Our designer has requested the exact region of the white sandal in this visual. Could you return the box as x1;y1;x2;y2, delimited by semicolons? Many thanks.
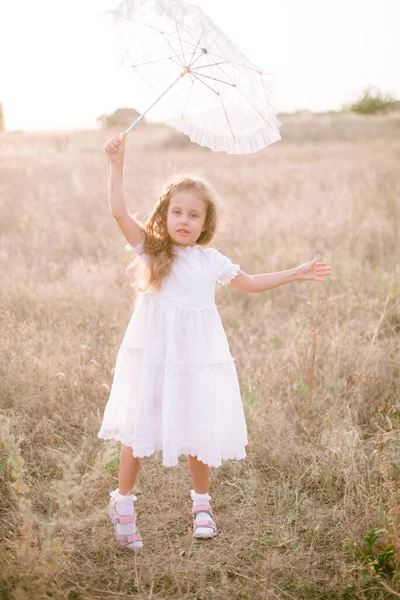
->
109;489;144;550
192;503;217;538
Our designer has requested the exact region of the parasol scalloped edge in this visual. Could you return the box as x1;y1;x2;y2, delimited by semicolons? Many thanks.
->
163;117;282;155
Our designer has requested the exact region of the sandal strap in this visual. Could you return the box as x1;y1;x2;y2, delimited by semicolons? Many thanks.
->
117;533;142;545
111;505;137;524
194;519;216;532
192;504;213;516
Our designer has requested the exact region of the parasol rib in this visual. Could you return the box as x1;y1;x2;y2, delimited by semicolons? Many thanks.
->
172;16;200;45
190;72;219;96
191;61;230;70
190;72;236;88
218;93;236;142
174;21;186;60
160;31;185;66
188;30;204;68
203;48;273;75
211;56;273;128
169;56;188;69
131;52;198;69
204;52;236;142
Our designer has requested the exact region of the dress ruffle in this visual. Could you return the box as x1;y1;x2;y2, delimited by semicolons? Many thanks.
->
97;436;247;469
98;348;248;468
218;263;240;285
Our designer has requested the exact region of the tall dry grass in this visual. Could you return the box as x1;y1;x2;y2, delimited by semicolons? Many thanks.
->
0;113;400;599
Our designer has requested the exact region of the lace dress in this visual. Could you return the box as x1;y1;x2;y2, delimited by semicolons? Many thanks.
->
97;240;248;468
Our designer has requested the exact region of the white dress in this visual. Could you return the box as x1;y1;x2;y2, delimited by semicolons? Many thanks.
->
97;240;248;468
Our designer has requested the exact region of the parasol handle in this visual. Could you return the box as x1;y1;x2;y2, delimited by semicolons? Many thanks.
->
124;73;183;135
124;48;206;134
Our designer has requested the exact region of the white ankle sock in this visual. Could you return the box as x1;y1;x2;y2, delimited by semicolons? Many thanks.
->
110;488;139;538
190;489;214;535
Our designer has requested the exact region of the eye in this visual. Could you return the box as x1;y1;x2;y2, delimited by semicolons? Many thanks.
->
191;214;199;218
173;210;180;214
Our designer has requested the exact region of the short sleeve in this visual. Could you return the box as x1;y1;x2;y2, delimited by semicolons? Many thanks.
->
209;248;240;285
125;240;150;265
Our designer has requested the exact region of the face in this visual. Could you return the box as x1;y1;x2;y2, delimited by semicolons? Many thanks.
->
167;189;207;247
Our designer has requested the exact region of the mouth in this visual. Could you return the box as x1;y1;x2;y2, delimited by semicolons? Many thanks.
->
177;229;190;235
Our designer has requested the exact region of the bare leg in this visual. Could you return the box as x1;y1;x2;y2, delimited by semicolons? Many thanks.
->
187;455;210;493
118;444;142;495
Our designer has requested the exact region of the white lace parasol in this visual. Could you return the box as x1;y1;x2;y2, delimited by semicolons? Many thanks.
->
109;0;282;154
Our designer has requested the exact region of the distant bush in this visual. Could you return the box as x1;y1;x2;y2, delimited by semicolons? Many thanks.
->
349;86;396;114
97;107;144;129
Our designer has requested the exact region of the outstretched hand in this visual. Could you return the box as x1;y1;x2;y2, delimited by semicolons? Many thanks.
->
296;258;332;282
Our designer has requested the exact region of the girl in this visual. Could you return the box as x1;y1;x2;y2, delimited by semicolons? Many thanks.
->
98;132;331;551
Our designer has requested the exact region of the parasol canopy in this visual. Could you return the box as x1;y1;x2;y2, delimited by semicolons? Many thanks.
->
108;0;282;154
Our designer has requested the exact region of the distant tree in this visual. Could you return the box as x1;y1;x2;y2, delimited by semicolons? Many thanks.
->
97;107;145;129
0;102;4;132
349;86;396;114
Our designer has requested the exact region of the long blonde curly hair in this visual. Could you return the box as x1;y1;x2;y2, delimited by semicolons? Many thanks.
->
126;173;220;298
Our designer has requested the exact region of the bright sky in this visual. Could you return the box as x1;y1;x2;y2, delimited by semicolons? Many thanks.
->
0;0;399;131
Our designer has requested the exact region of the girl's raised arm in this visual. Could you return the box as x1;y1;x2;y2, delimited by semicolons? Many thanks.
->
103;132;145;248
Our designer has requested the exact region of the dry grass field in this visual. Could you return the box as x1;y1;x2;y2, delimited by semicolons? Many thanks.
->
1;113;400;599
